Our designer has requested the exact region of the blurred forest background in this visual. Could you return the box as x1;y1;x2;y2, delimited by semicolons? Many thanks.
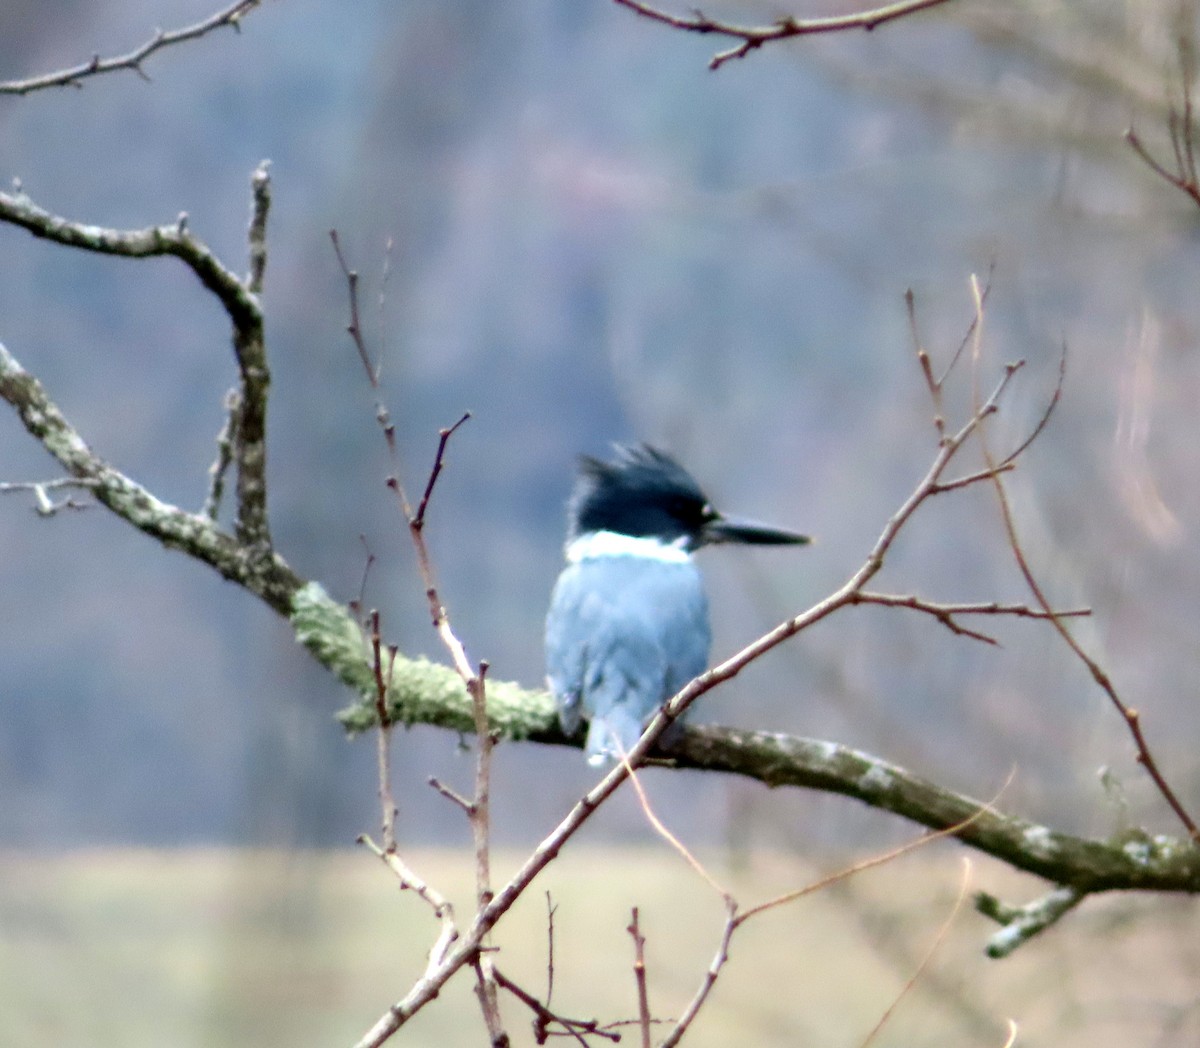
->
1;1;1199;1044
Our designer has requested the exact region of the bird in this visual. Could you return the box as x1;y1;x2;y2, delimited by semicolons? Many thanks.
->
545;444;809;767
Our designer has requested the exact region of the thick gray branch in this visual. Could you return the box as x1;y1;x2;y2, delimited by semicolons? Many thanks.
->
0;173;273;549
320;608;1200;897
0;341;295;612
4;333;1197;909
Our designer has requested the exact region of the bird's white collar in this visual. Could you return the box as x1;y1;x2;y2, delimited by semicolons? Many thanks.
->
566;530;691;565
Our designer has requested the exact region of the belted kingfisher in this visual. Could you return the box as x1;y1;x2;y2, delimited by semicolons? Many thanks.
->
546;444;809;767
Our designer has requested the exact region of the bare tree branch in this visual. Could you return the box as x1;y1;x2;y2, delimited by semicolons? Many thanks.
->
627;909;653;1048
1127;27;1200;208
0;338;299;609
202;390;241;521
975;885;1084;958
0;0;265;95
851;591;1089;646
965;277;1199;840
659;809;993;1047
0;167;274;551
3;160;1196;1048
357;834;459;978
491;966;617;1045
613;0;958;70
0;477;98;515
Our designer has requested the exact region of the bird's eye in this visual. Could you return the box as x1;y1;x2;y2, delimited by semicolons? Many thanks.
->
700;503;718;521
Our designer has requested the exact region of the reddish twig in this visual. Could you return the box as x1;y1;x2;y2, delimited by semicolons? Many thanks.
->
964;277;1198;840
334;239;503;1042
626;758;728;895
628;909;653;1048
491;967;618;1046
858;859;973;1047
414;412;472;529
613;0;957;70
851;592;1090;647
660;794;1003;1048
1127;34;1200;208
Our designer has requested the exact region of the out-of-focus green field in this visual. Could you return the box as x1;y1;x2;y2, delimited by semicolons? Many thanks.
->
0;844;1194;1046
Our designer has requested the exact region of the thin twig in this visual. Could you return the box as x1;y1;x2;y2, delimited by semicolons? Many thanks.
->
740;773;1009;924
997;341;1066;468
0;477;99;515
1126;31;1200;210
544;893;557;1007
202;389;240;521
930;461;1015;493
491;966;617;1046
852;591;1090;646
625;759;729;896
628;909;653;1048
350;538;376;617
937;265;994;387
859;859;973;1047
660;797;1002;1048
612;0;957;70
658;897;736;1048
428;776;474;814
357;834;458;976
414;412;471;529
966;277;1198;840
905;288;944;438
0;0;264;95
330;230;378;383
334;239;500;1044
367;610;400;851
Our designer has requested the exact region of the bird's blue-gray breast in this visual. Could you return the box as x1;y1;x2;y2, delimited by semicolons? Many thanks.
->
546;532;711;766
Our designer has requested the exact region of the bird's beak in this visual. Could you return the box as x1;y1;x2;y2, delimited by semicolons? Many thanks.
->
700;514;811;548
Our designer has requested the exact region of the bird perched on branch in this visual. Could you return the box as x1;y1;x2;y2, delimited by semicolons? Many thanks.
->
546;444;809;766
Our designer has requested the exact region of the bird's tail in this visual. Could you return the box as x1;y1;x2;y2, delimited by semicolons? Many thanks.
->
585;708;645;768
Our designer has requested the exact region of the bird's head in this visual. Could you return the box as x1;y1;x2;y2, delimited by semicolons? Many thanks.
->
567;444;810;553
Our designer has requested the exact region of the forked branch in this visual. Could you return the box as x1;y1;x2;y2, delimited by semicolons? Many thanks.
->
1127;28;1200;208
0;166;274;551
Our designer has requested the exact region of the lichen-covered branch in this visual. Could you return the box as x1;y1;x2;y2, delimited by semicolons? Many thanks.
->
0;339;296;612
330;641;1200;896
0;167;274;549
975;886;1084;958
0;184;259;323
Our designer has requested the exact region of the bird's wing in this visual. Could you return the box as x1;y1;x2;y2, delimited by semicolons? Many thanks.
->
546;558;710;764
